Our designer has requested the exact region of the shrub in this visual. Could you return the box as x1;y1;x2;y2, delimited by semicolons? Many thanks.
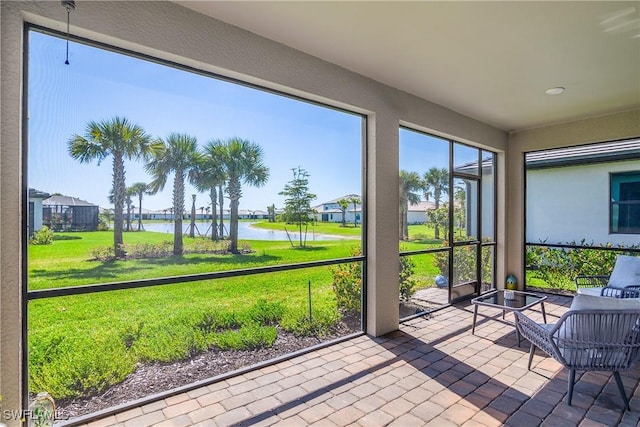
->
29;328;135;399
399;254;418;301
331;246;418;314
197;312;240;334
212;324;277;350
330;248;362;316
29;226;54;245
243;299;284;326
281;307;339;337
125;241;172;258
433;240;493;287
525;240;640;290
90;245;116;261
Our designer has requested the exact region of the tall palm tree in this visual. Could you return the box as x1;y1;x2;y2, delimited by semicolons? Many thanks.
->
129;182;149;231
191;140;228;241
349;195;361;227
337;198;349;227
146;133;201;255
423;167;449;239
399;170;422;240
68;116;154;258
214;137;269;254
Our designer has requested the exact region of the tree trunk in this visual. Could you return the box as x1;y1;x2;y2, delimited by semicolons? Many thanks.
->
112;154;126;258
228;179;240;254
189;196;196;238
173;169;185;255
137;195;144;231
218;184;225;239
210;188;218;241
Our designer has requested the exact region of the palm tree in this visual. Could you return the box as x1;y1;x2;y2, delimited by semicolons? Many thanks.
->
214;137;269;254
423;167;449;239
399;170;422;240
349;195;361;227
191;140;227;241
337;198;349;227
189;194;197;238
68;116;154;258
129;182;148;231
146;133;201;255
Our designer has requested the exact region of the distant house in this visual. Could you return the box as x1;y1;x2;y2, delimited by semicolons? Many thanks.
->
43;194;99;231
314;194;362;224
407;200;436;224
28;188;50;235
526;140;640;246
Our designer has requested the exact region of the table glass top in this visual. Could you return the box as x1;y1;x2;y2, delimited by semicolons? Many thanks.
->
472;290;545;309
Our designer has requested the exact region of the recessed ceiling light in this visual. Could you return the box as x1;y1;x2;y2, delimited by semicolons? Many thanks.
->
545;87;565;95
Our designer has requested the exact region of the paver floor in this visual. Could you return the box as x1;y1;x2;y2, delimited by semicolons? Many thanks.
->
79;294;640;426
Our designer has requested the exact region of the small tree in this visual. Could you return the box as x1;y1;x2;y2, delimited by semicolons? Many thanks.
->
279;167;317;247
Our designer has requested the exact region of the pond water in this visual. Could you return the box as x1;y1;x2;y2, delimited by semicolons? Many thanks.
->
142;221;347;241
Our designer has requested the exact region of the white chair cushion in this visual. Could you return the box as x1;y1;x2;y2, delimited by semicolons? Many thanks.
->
608;255;640;288
570;293;640;311
576;287;604;296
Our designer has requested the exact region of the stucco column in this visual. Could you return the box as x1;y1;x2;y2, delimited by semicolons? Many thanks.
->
1;2;26;423
366;111;400;336
504;141;525;289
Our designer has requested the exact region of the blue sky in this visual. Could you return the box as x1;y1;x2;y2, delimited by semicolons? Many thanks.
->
28;31;363;212
28;30;470;214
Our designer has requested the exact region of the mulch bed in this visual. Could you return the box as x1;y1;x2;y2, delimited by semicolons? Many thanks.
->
54;321;360;420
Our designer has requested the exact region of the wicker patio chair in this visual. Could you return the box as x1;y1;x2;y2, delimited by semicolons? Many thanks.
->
600;286;640;298
514;307;640;410
574;274;610;290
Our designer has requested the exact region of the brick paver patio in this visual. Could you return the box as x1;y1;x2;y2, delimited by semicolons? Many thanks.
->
80;294;640;426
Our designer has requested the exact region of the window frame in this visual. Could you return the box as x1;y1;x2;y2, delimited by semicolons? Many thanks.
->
23;23;368;419
610;171;640;235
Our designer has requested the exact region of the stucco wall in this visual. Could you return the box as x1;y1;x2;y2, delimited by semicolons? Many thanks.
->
507;110;640;285
527;160;640;246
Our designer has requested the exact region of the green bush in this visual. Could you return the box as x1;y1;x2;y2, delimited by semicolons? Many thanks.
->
399;246;418;301
243;299;284;326
433;240;493;286
330;248;362;316
526;240;640;290
125;241;172;258
90;245;116;261
331;246;418;313
29;226;54;245
281;307;339;337
29;328;135;399
212;324;277;350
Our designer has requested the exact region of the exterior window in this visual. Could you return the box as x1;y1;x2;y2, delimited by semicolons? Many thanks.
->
611;172;640;234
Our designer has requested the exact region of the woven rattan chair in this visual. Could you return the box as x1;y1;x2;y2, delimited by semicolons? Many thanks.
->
600;286;640;298
574;274;610;290
514;308;640;410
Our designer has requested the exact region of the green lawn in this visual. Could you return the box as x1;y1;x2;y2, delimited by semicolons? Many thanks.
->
28;223;445;400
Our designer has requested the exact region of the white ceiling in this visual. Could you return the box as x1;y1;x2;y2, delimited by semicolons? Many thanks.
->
176;1;640;132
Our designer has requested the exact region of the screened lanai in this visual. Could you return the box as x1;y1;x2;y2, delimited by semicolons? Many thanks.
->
1;1;639;426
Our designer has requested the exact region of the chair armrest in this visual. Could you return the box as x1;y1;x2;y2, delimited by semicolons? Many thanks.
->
575;275;610;289
514;311;558;357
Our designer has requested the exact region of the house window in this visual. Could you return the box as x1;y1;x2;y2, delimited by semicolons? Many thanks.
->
611;172;640;234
